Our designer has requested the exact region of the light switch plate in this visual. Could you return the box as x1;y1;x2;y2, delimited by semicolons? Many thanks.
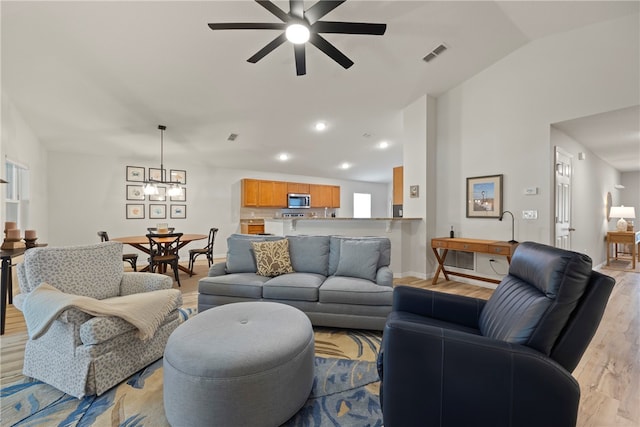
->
524;187;538;195
522;210;538;220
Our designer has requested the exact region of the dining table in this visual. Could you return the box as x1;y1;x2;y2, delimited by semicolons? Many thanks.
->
112;233;207;276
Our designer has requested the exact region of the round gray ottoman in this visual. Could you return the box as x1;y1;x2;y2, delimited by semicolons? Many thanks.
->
163;302;315;427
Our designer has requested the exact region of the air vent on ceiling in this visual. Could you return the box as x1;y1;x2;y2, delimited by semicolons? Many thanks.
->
423;43;448;63
227;133;238;141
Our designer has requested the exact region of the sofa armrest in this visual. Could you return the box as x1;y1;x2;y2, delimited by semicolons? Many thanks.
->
381;318;580;427
119;272;173;295
376;266;393;287
208;262;227;277
393;285;486;329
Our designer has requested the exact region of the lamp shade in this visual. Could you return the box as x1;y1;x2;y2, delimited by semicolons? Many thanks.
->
609;206;636;219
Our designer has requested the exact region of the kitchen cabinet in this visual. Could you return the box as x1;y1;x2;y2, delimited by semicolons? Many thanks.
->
258;181;287;207
287;182;310;194
331;185;340;208
242;179;287;207
242;179;259;207
241;220;265;234
393;166;403;205
242;179;339;208
310;184;340;208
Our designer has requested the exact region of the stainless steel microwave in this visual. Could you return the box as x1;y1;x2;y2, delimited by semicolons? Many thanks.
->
288;193;311;209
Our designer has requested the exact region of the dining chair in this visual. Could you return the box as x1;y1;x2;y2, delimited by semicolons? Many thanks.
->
188;227;219;276
97;231;138;271
146;232;183;286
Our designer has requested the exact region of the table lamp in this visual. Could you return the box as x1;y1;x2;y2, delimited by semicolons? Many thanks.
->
498;210;518;243
609;206;635;231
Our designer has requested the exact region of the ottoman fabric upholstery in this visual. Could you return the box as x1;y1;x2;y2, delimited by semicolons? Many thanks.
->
163;302;314;427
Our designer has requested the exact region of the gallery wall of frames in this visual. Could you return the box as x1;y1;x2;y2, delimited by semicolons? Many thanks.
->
125;166;187;220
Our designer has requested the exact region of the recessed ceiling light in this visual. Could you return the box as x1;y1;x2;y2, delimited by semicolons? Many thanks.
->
340;162;351;169
315;122;327;131
378;141;389;149
278;153;290;161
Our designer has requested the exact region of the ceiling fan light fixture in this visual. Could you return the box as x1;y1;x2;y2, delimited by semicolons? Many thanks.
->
286;24;310;44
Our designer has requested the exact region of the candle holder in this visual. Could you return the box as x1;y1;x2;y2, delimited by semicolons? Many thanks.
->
24;237;38;249
2;227;26;250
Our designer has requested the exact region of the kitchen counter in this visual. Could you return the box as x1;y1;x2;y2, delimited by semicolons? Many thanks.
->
266;216;422;233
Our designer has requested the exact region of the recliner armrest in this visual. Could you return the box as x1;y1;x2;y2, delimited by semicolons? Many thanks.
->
381;318;580;427
393;285;486;329
119;272;173;295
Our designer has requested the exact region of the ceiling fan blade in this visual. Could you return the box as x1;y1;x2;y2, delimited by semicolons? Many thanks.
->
309;33;354;69
255;0;290;22
247;33;287;63
313;21;386;35
290;0;304;19
304;0;346;25
208;22;286;31
294;43;306;76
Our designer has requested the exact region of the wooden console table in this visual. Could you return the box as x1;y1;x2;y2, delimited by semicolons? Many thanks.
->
431;237;519;286
606;231;639;270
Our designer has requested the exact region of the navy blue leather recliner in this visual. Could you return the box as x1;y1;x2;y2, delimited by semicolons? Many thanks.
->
378;241;614;427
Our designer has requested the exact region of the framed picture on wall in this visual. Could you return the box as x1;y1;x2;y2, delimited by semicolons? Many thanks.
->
149;168;165;182
126;204;145;219
126;185;145;201
149;186;166;201
149;204;167;219
170;204;186;219
466;174;503;218
170;169;187;184
126;166;145;182
170;187;186;202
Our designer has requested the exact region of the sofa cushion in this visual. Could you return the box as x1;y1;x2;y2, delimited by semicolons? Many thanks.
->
263;273;325;302
335;240;380;281
320;276;393;306
198;273;269;299
251;239;294;277
225;234;281;274
286;235;330;276
328;236;391;276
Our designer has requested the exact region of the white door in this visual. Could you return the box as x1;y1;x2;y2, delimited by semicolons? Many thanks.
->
554;148;573;249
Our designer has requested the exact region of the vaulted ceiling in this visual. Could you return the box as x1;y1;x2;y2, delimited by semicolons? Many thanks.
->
3;1;638;182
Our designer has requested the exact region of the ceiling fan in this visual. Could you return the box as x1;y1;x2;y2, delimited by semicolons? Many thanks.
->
208;0;386;76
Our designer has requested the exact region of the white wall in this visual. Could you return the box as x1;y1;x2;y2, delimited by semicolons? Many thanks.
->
620;171;639;223
431;14;639;267
0;94;49;241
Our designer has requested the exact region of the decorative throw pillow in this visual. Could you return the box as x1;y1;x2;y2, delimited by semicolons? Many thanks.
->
251;239;294;277
334;240;380;282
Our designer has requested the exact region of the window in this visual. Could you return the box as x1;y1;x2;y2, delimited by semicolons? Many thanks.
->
353;193;371;218
4;160;30;229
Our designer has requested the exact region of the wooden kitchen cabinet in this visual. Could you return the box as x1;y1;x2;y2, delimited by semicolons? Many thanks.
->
310;184;340;208
331;185;340;208
393;166;403;205
242;179;287;207
242;179;259;207
258;181;287;207
287;182;310;194
241;220;265;234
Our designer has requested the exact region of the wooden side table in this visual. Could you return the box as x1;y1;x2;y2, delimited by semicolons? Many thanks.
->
606;231;640;270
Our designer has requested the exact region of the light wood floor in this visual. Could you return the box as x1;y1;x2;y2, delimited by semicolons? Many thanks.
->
1;263;637;426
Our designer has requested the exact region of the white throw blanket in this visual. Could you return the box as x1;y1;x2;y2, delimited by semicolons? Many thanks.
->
23;282;181;341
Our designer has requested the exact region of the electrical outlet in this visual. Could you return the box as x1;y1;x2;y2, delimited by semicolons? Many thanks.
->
522;210;538;220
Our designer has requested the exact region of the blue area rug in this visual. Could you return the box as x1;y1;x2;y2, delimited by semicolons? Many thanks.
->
1;356;382;426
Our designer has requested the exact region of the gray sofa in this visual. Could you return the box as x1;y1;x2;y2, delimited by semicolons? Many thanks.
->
198;234;394;330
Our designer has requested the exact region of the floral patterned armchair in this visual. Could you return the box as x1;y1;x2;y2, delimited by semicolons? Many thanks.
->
14;242;182;398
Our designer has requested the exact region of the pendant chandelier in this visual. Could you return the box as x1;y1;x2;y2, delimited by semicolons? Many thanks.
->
143;125;182;197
